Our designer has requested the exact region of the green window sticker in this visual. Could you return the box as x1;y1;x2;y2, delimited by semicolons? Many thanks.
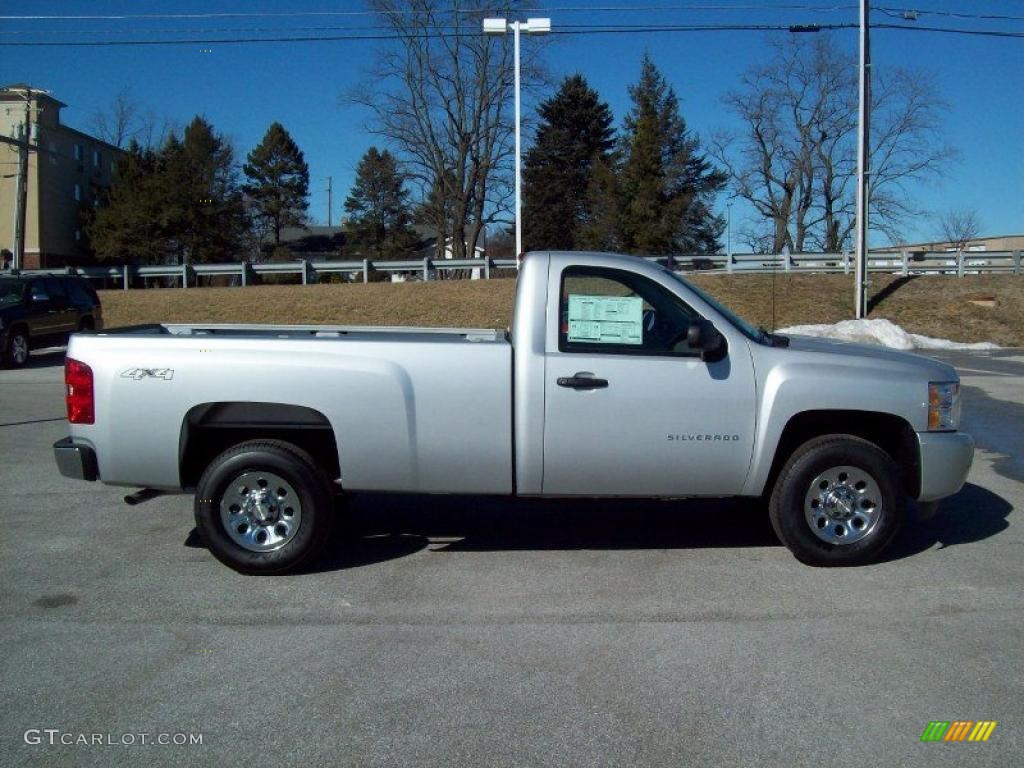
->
567;294;643;345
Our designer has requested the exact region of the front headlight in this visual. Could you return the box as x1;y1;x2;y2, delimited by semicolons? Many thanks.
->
928;382;960;431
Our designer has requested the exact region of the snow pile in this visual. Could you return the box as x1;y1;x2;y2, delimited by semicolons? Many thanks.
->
777;318;999;351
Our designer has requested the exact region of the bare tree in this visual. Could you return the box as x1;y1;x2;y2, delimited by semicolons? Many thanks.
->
90;87;174;149
713;34;955;253
350;0;540;260
937;208;982;251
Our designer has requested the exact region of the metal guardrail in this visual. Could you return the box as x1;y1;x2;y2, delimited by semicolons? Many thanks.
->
9;250;1021;288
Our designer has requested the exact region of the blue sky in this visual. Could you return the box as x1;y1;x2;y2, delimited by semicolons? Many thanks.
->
3;0;1021;247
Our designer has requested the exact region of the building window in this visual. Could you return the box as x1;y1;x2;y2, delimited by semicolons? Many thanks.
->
74;183;82;202
75;229;81;242
48;141;58;165
92;149;101;167
74;144;83;161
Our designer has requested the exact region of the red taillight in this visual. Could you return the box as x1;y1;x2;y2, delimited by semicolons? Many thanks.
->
65;358;94;424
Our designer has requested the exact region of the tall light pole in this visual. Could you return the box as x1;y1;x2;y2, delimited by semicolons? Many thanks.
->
483;16;550;260
726;201;733;260
854;0;871;318
326;176;333;227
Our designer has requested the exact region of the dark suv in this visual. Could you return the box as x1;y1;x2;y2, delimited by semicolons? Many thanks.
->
0;274;103;367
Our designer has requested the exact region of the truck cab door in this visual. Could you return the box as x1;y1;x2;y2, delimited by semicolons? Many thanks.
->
541;264;756;497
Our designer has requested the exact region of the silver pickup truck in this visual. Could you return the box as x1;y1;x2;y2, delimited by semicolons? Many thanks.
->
54;251;974;574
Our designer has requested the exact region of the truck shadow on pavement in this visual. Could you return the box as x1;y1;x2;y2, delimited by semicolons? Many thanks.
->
182;483;1011;572
882;482;1013;562
281;481;1009;572
301;496;781;574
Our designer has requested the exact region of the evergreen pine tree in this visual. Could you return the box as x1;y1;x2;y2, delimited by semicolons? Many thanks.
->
243;122;310;246
87;140;170;263
87;117;247;265
343;148;416;259
167;116;247;263
619;54;726;254
522;75;615;251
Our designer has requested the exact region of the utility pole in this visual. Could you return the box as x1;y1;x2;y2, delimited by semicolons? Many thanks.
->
854;0;871;319
12;88;33;271
326;176;333;227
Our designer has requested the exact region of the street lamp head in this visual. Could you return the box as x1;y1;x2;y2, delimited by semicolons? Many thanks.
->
482;18;508;35
525;18;551;35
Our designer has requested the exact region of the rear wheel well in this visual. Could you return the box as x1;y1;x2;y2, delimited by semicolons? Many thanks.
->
179;402;340;490
765;410;919;497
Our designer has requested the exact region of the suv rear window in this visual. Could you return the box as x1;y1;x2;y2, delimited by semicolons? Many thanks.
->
66;277;99;306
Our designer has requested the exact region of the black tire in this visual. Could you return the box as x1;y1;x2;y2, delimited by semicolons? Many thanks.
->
195;440;334;575
769;434;905;566
4;327;30;368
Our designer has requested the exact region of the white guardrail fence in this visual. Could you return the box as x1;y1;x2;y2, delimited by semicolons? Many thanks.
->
10;249;1023;289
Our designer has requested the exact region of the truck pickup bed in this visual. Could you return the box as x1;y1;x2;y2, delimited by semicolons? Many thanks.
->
54;251;974;574
63;322;514;495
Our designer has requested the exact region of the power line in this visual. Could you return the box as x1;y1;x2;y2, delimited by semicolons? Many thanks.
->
0;23;1020;47
872;23;1024;39
876;6;1024;22
0;25;850;47
5;4;1022;23
0;5;862;21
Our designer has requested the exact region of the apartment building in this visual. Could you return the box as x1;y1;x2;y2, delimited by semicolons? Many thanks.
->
1;84;122;269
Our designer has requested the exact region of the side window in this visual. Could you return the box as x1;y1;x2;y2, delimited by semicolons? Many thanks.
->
44;277;68;303
559;266;699;356
29;281;50;302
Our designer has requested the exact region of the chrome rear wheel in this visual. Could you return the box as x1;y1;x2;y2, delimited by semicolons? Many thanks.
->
220;470;302;552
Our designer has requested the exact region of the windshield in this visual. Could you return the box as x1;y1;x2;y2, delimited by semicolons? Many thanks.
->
0;278;26;307
664;270;767;344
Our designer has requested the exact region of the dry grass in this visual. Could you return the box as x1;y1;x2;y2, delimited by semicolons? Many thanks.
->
99;272;1024;346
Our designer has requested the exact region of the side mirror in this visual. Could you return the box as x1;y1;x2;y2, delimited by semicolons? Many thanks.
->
684;319;727;362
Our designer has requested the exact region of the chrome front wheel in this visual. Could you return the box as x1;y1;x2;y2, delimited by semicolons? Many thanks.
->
804;465;882;545
8;331;29;366
770;435;905;567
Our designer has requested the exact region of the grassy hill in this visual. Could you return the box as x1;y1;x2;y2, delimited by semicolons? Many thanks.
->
98;272;1024;346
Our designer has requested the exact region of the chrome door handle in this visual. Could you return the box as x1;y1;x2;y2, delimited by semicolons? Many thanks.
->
557;374;608;390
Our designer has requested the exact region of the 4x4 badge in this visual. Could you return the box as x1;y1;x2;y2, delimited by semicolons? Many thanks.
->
121;367;174;381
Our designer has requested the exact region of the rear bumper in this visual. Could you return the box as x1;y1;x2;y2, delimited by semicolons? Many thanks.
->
53;437;98;481
916;431;974;502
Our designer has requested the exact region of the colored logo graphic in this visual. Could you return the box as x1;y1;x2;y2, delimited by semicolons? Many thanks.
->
921;721;997;742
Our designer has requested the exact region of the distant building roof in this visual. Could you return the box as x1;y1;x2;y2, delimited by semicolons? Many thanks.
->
0;84;66;108
878;234;1024;252
276;226;346;254
279;226;345;242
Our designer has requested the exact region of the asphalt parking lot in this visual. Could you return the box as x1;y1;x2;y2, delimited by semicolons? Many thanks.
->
1;347;1022;767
